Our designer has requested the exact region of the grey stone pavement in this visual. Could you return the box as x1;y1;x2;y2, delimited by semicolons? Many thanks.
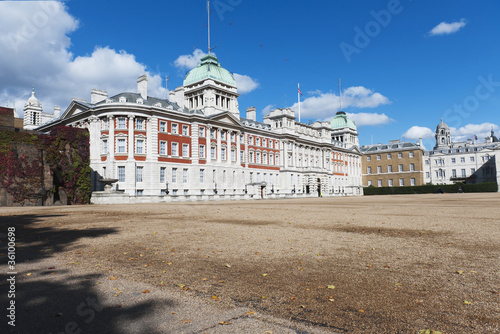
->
1;255;339;334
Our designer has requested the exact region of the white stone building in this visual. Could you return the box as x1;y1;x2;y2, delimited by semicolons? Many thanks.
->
424;119;500;186
23;88;60;130
37;54;362;202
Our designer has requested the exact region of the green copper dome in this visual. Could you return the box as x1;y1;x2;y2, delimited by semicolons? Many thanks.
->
183;54;236;87
330;111;357;130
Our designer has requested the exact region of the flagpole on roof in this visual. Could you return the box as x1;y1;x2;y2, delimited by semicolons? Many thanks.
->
298;83;301;123
207;1;211;54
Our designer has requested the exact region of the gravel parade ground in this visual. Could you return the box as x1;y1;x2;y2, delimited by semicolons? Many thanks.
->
1;193;499;333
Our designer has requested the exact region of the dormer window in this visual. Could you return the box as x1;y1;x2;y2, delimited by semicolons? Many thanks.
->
119;97;126;103
136;98;143;104
154;102;162;107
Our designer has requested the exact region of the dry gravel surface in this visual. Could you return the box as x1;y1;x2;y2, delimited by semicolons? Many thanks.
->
1;193;499;333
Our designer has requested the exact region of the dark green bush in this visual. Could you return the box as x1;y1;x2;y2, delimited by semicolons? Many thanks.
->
363;182;498;195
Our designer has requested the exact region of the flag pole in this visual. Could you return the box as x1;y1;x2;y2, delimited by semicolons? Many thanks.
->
298;83;301;123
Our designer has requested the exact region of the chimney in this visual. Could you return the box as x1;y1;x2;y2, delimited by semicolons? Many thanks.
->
90;89;108;104
419;138;423;147
54;105;61;118
169;90;175;103
137;75;148;100
246;106;256;121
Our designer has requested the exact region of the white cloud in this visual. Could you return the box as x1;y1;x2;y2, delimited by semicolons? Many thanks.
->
347;112;394;127
233;73;259;94
289;86;391;121
402;126;434;140
262;104;275;114
0;1;167;115
428;19;467;36
450;123;498;142
173;49;208;70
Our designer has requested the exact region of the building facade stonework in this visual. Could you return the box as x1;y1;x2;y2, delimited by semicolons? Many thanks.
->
361;140;425;187
37;54;362;202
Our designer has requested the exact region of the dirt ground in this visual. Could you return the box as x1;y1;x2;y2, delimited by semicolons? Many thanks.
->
1;193;499;333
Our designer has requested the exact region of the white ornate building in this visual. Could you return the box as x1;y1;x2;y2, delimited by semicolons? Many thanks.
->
37;54;362;202
23;88;60;130
424;119;500;186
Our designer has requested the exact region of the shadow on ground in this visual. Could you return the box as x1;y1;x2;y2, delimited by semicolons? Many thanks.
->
0;214;172;334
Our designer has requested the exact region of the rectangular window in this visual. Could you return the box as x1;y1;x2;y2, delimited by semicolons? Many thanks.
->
136;118;144;130
470;156;475;162
425;160;430;165
183;169;188;183
378;179;382;187
471;168;475;174
398;152;403;159
387;153;392;160
461;157;465;163
368;180;372;186
102;118;109;130
117;138;126;153
171;123;178;134
388;179;393;187
199;145;205;158
250;172;253;183
367;166;372;174
118;117;126;129
136;190;143;196
172;168;177;183
256;152;261;164
452;169;457;178
461;169;466;177
256;138;260;146
411;178;416;186
159;121;167;132
240;150;244;162
200;169;204;183
211;147;216;159
399;164;404;172
102;139;108;154
377;166;382;173
136;166;143;182
409;151;414;158
118;166;125;182
231;149;236;161
426;172;430;178
410;163;415;171
388;165;393;173
199;127;205;137
160;167;166;183
231;133;236;142
182;125;189;136
160;141;167;155
399;178;404;186
451;158;456;163
182;144;189;157
172;142;178;156
221;147;226;160
136;139;144;154
249;151;254;163
263;153;267;164
210;129;216;139
367;156;371;161
377;155;381;160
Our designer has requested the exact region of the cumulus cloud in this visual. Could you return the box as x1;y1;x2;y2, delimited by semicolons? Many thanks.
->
289;86;391;124
262;104;275;114
347;113;394;127
233;73;259;94
173;49;208;70
0;1;167;115
450;123;499;142
402;126;434;140
428;19;467;36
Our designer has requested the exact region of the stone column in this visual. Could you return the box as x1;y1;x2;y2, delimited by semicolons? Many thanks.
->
146;117;153;161
207;125;212;164
217;128;222;163
128;115;135;160
236;131;241;165
227;130;232;165
107;115;115;178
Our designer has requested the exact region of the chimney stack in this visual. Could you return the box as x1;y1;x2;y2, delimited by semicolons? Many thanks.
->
137;75;148;100
90;89;108;104
246;106;256;121
54;105;61;118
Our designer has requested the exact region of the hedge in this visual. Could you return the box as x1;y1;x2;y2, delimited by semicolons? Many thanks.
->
363;182;498;195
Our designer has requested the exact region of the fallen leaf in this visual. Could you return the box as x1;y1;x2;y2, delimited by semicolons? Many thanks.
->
109;277;117;280
142;290;150;294
262;273;268;277
225;264;231;268
327;285;335;289
26;273;32;276
463;300;472;305
212;295;219;301
418;330;443;334
457;270;464;275
329;298;335;302
358;309;365;313
219;321;231;325
181;319;191;324
246;311;256;316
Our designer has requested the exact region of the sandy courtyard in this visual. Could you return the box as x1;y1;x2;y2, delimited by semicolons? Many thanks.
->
1;193;499;333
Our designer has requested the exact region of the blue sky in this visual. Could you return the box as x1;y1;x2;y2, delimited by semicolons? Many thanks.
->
1;0;499;148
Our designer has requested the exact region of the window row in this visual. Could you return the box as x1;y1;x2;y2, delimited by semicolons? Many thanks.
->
159;141;190;157
101;117;147;130
366;151;414;162
367;163;415;174
368;178;416;187
159;121;190;136
101;138;146;155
